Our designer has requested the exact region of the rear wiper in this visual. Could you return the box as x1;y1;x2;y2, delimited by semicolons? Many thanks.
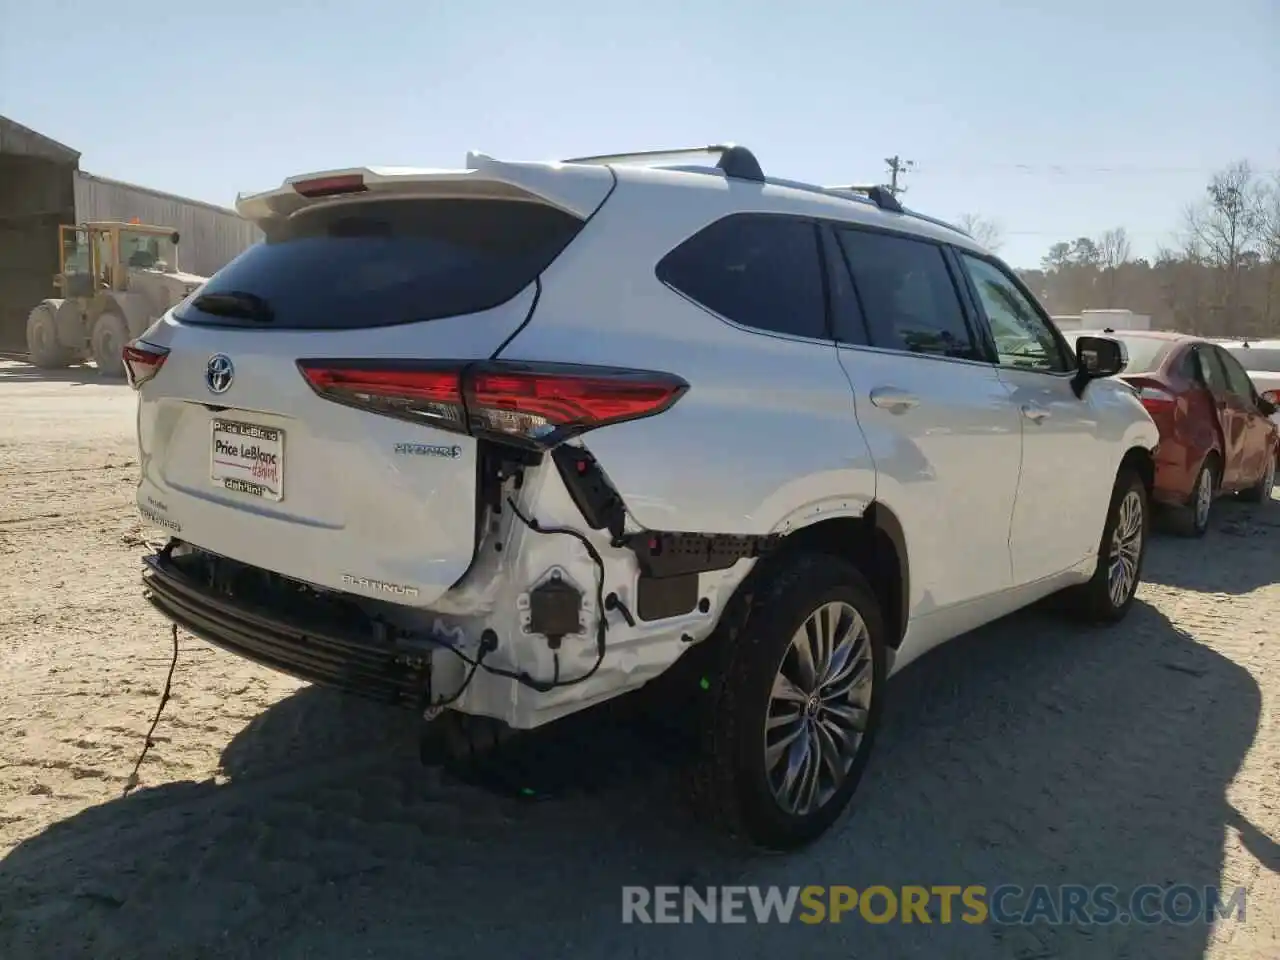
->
192;290;275;322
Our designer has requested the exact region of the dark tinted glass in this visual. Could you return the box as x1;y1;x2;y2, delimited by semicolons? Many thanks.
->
1195;346;1229;392
174;199;584;330
821;226;869;345
836;230;978;359
656;214;827;340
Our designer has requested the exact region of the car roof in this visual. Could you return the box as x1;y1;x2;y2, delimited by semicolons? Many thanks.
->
606;162;988;252
239;145;990;255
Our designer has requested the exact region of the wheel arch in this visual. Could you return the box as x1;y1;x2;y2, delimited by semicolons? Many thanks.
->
1120;444;1156;498
752;503;910;650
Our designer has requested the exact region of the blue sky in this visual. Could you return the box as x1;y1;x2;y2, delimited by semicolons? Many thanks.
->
2;0;1276;268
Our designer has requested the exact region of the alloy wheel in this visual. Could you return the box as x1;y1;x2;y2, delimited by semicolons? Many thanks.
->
764;601;874;817
1108;489;1144;608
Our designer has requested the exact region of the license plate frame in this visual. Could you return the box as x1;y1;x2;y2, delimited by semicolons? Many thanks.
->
210;418;285;502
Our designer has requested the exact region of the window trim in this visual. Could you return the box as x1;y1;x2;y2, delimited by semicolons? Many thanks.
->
949;248;1078;378
819;223;871;346
828;222;992;365
653;211;836;346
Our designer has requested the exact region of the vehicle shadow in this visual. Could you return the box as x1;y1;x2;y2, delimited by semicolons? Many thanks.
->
0;360;118;386
1147;496;1280;594
0;589;1262;960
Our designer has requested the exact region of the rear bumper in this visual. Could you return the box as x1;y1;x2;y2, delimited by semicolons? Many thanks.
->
141;546;435;706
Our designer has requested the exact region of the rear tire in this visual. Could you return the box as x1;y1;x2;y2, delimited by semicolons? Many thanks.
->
687;553;887;851
1066;467;1149;624
90;310;129;378
26;303;76;369
1238;451;1276;504
1170;459;1217;537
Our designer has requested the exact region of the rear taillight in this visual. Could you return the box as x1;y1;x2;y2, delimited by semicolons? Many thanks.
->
1263;390;1279;405
296;360;688;450
1135;385;1176;416
123;340;169;389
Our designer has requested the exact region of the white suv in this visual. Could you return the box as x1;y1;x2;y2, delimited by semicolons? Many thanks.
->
127;144;1159;850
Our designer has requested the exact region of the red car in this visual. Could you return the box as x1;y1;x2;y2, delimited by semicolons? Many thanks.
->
1065;330;1279;536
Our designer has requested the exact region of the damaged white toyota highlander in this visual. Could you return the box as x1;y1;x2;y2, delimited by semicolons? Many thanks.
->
127;144;1159;850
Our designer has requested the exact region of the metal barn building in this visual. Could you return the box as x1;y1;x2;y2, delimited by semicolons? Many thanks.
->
0;114;261;350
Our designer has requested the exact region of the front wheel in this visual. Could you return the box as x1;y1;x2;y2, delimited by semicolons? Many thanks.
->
90;310;129;378
1238;451;1276;504
1067;467;1149;624
687;553;887;850
1169;460;1216;537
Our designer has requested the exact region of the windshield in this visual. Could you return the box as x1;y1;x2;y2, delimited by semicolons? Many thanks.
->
1062;333;1174;374
121;230;177;273
1223;346;1280;374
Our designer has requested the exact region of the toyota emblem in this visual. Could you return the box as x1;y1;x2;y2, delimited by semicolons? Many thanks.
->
206;354;234;394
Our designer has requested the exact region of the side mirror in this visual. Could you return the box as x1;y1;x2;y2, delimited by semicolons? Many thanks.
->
1071;335;1128;398
1259;393;1278;418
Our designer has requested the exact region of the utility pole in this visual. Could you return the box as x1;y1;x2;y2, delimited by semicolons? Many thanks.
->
885;155;914;197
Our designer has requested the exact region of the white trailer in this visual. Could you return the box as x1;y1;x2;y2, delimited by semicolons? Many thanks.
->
1078;309;1151;331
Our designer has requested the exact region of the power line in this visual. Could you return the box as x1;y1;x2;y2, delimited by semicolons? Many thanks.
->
913;161;1230;177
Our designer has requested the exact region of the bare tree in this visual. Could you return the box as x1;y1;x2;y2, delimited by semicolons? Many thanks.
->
1096;227;1132;306
1183;161;1265;334
955;213;1004;252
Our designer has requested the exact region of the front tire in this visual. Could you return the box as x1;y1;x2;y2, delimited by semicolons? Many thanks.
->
90;310;129;378
1238;451;1276;504
688;553;887;851
1170;459;1216;537
1068;467;1149;624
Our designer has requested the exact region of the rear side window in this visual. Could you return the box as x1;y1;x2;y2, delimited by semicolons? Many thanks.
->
174;199;585;330
835;229;980;360
1215;346;1261;400
656;214;827;340
1195;346;1229;393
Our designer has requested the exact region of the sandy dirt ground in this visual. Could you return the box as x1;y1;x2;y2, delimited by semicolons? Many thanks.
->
0;358;1277;960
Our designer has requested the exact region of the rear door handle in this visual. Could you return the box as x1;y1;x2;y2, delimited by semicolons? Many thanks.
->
1021;404;1051;423
869;387;919;413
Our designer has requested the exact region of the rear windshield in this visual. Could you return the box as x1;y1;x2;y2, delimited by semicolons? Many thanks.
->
174;198;584;330
1224;346;1280;373
1063;333;1173;373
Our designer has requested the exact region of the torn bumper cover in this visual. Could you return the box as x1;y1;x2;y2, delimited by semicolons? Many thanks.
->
141;544;436;706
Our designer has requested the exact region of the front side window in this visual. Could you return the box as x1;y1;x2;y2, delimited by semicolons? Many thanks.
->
656;214;827;340
836;229;980;360
959;254;1070;372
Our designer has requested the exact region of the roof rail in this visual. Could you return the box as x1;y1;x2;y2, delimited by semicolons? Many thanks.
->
562;144;765;183
823;183;904;214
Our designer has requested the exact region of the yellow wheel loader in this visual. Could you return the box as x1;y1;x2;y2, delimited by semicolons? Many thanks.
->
26;221;206;377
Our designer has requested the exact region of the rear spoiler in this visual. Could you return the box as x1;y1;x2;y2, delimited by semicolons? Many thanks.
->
234;153;616;226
